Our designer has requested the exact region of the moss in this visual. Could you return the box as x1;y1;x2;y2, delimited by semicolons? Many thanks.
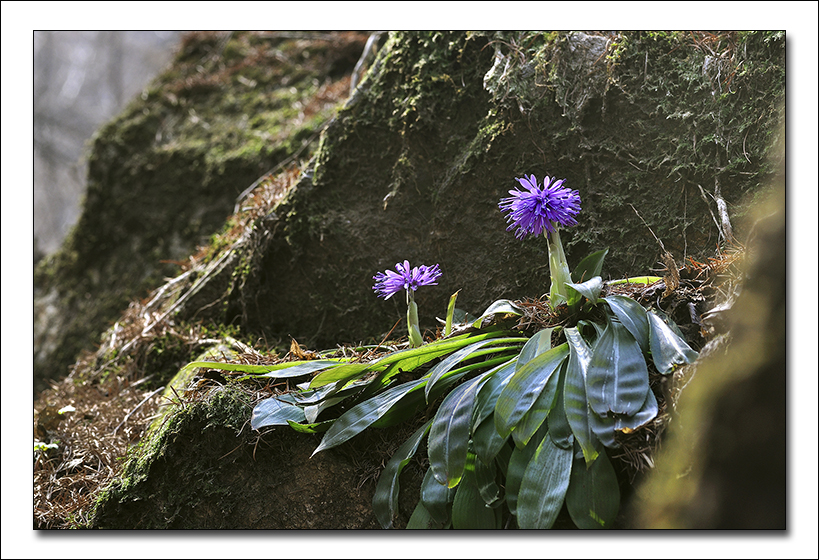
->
219;31;783;354
90;373;424;529
34;32;370;392
90;379;251;528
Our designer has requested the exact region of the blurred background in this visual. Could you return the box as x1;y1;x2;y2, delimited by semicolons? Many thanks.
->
33;31;182;263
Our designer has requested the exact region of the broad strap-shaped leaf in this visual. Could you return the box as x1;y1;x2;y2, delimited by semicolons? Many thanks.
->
308;362;377;389
565;445;620;529
572;248;609;283
512;361;565;448
373;354;513;430
420;467;456;526
373;420;432;529
309;330;484;388
516;328;554;371
451;450;502;529
425;336;526;401
428;374;487;487
588;407;617;448
406;500;445;529
474;455;501;507
577;319;605;342
472;358;518;427
251;397;307;430
614;386;658;434
505;426;545;517
603;295;650;353
494;343;569;439
472;299;524;328
303;382;369;423
183;359;343;379
586;318;649;418
516;433;574;529
472;414;509;465
566;276;603;307
547;363;573;449
647;309;699;373
312;377;425;455
494;439;513;479
563;327;600;465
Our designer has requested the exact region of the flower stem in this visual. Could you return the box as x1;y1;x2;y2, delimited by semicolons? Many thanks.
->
547;226;572;310
406;291;424;348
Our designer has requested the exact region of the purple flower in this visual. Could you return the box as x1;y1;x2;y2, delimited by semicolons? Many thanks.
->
499;174;581;239
373;260;442;300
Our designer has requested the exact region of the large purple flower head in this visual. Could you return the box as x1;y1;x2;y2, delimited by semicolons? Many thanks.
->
373;260;442;300
499;174;581;239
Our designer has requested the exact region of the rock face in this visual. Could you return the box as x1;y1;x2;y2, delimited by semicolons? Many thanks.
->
91;386;426;529
34;31;786;529
33;31;370;394
223;30;785;351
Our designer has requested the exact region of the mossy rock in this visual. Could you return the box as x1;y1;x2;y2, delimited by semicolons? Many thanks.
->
33;31;370;394
90;380;425;529
223;31;784;350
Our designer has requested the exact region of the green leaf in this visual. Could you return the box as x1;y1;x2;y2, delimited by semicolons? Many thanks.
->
373;354;513;429
407;298;424;348
451;451;501;529
547;363;573;449
516;328;554;370
565;446;620;529
566;276;603;308
614;387;658;434
251;397;307;430
420;467;456;525
472;358;518;428
647;310;699;373
607;276;662;286
308;362;378;389
494;343;569;439
472;414;509;465
495;439;513;478
516;433;574;529
428;374;486;487
472;299;523;328
444;290;460;337
513;361;565;448
285;419;334;433
603;295;650;353
406;500;444;529
474;455;501;507
373;420;432;529
424;336;525;401
586;318;649;418
577;319;605;342
182;359;343;379
588;408;618;448
311;377;425;455
309;331;483;388
572;248;609;283
505;423;548;516
563;327;600;465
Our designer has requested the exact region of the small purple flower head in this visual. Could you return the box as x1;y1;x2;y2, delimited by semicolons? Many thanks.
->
499;174;581;239
373;260;442;300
